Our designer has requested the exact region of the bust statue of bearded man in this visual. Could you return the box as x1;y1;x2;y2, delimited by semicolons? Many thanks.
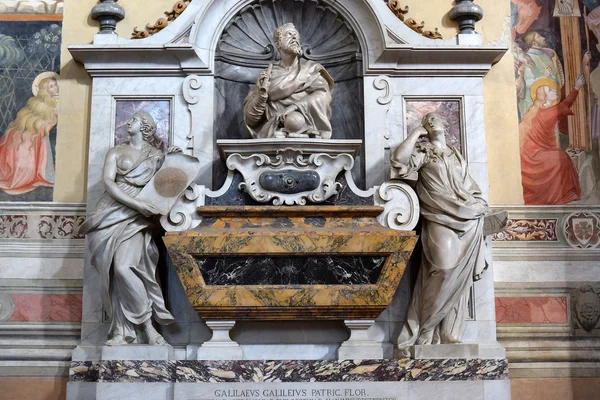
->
243;23;334;139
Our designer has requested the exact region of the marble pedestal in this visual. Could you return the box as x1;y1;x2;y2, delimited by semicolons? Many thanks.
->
191;321;243;360
338;320;393;359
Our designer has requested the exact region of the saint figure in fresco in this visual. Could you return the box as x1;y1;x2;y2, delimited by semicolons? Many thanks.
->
511;0;542;38
519;74;585;205
243;23;334;139
0;72;58;195
518;31;564;118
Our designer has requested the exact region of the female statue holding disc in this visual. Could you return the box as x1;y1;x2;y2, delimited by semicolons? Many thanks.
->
80;112;175;346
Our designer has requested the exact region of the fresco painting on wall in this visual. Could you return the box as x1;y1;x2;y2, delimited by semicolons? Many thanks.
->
0;0;62;202
406;100;463;153
512;0;600;205
114;99;171;152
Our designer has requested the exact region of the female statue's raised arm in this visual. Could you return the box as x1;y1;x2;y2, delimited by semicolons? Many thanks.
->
391;126;428;166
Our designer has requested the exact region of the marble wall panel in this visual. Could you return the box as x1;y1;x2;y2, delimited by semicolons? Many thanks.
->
405;99;462;151
0;377;67;400
8;293;82;322
495;297;568;324
511;377;600;400
114;99;171;150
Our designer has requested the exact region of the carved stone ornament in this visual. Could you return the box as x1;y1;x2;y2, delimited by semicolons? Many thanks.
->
91;0;125;34
448;0;484;35
385;0;443;40
160;183;205;232
0;294;15;322
226;149;354;205
572;285;600;334
375;181;419;231
131;0;190;39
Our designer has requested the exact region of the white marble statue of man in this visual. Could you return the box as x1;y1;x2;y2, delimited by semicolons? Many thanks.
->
243;23;334;139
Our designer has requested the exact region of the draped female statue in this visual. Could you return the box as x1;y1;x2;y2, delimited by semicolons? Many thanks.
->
391;112;490;356
80;112;176;345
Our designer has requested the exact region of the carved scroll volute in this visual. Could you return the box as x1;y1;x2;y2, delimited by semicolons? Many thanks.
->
160;183;205;232
182;75;213;187
375;181;420;231
373;75;392;105
373;75;394;158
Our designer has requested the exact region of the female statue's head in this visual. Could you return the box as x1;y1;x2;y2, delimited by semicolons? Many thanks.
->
127;112;157;141
422;112;449;138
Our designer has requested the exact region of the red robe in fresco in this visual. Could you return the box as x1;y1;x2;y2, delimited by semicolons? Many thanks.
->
0;120;55;195
520;89;581;205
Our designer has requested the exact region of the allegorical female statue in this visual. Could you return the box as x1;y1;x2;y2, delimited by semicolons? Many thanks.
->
390;112;490;356
243;23;334;139
80;112;176;346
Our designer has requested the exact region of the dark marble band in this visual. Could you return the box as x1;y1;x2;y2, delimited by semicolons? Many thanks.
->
196;255;386;285
71;358;508;383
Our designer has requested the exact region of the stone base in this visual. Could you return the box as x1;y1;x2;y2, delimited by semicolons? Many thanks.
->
68;380;510;400
72;345;173;361
412;343;506;360
68;382;173;400
68;358;510;399
190;343;244;360
338;320;392;359
192;321;243;360
338;343;392;360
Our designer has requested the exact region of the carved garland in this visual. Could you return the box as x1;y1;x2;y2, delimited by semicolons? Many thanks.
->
131;0;190;39
386;0;443;40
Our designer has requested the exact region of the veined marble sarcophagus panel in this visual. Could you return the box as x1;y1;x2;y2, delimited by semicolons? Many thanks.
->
164;205;417;320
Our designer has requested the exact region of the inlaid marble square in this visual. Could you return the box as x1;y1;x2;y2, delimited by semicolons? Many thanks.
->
406;100;462;153
114;99;171;151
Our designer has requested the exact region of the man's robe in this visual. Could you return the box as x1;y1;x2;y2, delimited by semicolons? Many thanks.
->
244;58;334;139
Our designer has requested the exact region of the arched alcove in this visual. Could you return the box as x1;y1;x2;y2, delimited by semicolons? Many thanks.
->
212;0;365;186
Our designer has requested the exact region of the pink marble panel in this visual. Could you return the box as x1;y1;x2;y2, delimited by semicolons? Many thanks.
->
8;294;82;322
495;297;567;324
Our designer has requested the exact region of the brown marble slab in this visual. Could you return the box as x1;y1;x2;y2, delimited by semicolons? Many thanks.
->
164;206;417;320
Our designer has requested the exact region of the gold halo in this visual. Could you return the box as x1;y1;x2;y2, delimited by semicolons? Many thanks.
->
530;77;559;105
32;71;59;96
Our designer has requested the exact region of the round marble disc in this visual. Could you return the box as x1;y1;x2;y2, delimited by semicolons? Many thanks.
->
153;167;188;198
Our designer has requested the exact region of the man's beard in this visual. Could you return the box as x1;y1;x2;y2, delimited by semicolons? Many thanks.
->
282;41;302;56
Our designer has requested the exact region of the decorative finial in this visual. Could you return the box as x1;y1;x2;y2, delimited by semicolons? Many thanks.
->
91;0;125;34
448;0;483;35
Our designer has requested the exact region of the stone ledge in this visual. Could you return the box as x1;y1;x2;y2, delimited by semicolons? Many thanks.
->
69;358;508;383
